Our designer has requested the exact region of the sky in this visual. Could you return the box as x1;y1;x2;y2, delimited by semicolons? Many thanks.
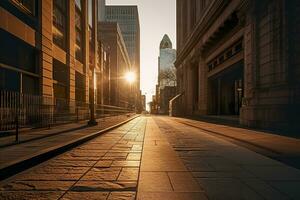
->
106;0;176;109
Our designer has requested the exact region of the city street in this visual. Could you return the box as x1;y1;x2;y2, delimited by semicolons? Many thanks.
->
1;116;300;200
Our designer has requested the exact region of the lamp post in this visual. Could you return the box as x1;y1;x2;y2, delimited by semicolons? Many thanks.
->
88;0;98;126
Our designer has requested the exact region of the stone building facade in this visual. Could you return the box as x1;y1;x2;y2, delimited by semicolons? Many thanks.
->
0;0;99;107
98;22;132;108
175;0;300;131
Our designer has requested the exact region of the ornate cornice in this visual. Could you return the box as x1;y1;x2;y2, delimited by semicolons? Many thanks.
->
175;0;246;67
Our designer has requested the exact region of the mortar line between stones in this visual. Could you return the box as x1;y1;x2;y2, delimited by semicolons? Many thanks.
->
57;117;142;200
134;117;148;200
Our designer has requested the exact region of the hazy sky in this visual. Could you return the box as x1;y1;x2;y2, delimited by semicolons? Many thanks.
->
106;0;176;108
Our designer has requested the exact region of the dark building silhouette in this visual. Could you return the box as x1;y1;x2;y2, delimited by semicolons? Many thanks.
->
98;22;132;108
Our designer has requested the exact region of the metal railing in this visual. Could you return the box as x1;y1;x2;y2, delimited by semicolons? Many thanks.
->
0;90;135;132
169;93;184;117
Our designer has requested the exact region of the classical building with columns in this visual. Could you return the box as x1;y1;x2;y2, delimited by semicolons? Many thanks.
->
0;0;99;107
175;0;300;131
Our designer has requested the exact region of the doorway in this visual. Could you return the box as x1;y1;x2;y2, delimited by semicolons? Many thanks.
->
208;61;243;116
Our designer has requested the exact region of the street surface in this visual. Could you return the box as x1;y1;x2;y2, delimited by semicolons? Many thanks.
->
1;116;300;200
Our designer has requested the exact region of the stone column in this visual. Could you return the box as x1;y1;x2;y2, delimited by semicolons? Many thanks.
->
68;0;76;107
40;0;53;99
197;56;208;115
240;1;256;126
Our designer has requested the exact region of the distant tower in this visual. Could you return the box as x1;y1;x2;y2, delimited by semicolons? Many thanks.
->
158;34;176;89
157;34;176;114
160;34;173;49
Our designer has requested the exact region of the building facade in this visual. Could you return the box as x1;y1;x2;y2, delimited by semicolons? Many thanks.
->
0;0;99;108
105;6;140;88
141;94;146;111
176;0;300;131
157;34;177;114
105;6;142;112
98;22;132;108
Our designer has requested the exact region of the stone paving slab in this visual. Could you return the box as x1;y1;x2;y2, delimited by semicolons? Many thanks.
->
137;118;206;200
0;114;136;147
2;116;300;200
0;117;146;200
174;117;300;155
0;115;139;179
154;116;300;200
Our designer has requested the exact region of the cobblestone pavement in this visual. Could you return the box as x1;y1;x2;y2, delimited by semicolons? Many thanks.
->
0;117;146;200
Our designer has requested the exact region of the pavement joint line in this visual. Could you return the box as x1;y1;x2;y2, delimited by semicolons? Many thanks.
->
57;117;143;200
176;120;282;155
0;115;140;181
135;117;148;200
166;172;175;192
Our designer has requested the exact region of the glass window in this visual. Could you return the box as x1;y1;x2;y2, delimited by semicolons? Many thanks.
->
75;1;83;62
11;0;36;16
53;0;67;49
75;72;85;103
53;59;69;99
0;68;20;92
22;74;38;95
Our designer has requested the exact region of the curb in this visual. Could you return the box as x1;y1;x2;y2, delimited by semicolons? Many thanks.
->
0;115;140;181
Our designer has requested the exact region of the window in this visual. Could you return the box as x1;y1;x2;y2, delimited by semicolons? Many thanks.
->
0;29;37;73
0;68;20;92
53;0;67;49
75;1;83;62
53;59;69;99
11;0;36;16
75;72;86;103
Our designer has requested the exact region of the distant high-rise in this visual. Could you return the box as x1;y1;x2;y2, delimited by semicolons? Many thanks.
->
157;34;176;114
158;34;176;89
105;6;140;90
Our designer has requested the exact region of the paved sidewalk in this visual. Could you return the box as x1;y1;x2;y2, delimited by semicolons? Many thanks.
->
137;118;207;200
174;117;300;167
0;114;138;178
0;117;146;200
0;114;135;147
1;116;300;200
155;117;300;200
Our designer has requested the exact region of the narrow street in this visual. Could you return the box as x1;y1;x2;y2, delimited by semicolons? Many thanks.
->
1;116;300;200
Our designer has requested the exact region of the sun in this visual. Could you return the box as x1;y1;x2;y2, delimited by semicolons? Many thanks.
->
125;71;136;83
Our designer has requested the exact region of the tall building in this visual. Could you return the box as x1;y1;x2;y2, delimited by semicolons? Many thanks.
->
141;94;146;111
105;6;140;91
175;0;300;132
157;34;176;114
0;0;100;115
158;34;177;89
98;22;132;108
